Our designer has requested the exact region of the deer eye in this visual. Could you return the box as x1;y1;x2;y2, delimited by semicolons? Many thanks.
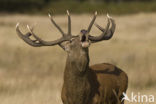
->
69;40;72;43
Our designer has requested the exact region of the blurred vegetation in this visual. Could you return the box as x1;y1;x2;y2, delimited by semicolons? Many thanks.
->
0;0;156;14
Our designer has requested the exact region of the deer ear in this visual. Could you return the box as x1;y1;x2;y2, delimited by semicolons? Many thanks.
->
59;42;70;52
64;45;70;52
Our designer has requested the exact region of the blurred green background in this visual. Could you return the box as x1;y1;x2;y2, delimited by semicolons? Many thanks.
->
0;0;156;14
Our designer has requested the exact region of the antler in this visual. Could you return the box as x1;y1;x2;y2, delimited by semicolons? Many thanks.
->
67;10;71;35
87;11;97;33
16;10;72;47
88;13;116;43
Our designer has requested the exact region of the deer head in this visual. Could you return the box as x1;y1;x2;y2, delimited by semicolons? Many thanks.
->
16;11;116;73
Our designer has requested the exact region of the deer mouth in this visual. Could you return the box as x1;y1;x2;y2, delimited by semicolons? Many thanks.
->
81;34;90;48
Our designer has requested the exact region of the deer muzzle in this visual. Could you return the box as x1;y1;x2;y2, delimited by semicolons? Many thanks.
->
81;34;90;48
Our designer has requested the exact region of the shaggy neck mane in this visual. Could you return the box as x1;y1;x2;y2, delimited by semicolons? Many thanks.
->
64;51;90;82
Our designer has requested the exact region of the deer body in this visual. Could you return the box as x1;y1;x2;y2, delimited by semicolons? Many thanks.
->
61;48;128;104
16;11;128;104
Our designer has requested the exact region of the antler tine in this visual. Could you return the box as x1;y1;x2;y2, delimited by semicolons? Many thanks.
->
94;16;110;33
48;13;65;36
26;25;45;43
87;11;97;33
94;23;105;32
88;14;116;42
106;14;116;39
16;23;42;47
67;10;71;35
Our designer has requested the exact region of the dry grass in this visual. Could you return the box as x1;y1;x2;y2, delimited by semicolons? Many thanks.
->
0;13;156;104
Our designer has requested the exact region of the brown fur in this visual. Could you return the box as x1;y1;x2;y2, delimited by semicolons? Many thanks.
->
61;62;128;104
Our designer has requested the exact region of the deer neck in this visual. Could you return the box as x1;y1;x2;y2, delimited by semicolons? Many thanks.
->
64;50;90;78
63;50;91;103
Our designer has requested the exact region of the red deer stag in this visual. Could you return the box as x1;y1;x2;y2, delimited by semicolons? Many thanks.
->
16;11;128;104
